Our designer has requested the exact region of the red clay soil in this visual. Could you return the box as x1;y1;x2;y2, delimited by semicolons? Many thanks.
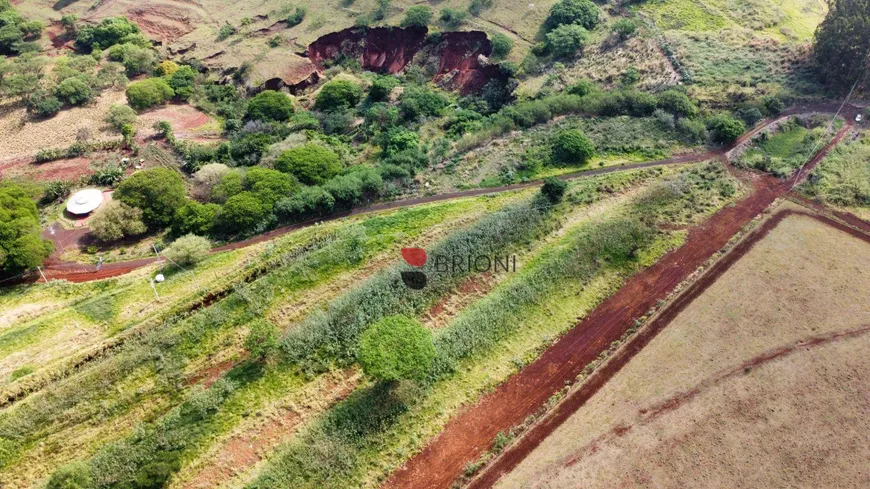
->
381;123;855;489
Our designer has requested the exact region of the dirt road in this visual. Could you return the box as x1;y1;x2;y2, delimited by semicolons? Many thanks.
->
381;121;857;489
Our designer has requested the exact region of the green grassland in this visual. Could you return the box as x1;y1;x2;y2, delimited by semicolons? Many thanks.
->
801;128;870;219
638;0;828;103
734;115;829;177
0;163;741;489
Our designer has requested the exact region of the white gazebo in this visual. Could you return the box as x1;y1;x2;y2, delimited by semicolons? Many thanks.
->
66;189;104;215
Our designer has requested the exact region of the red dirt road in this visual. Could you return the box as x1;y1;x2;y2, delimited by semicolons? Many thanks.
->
382;123;856;489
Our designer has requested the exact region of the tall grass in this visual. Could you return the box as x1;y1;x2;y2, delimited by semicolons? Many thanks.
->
281;196;558;372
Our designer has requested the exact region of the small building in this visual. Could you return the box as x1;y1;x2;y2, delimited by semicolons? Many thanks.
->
66;189;104;216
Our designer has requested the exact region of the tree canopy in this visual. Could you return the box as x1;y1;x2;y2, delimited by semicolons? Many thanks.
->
115;168;186;228
275;144;342;185
315;80;362;112
0;183;52;273
551;129;595;164
246;90;295;122
813;0;870;93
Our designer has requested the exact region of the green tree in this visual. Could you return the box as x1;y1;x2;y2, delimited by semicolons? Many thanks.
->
490;32;513;59
115;168;186;228
368;75;398;102
105;104;137;131
611;18;637;40
546;0;600;30
401;5;432;27
125;77;174;110
75;17;141;51
398;87;448;120
439;8;467;28
656;90;697;118
275;144;342;185
546;24;589;57
315;79;362;111
246;90;295;122
246;167;299;205
379;127;419;157
707;114;746;144
287;6;307;27
172;200;220;236
551;129;595;164
107;43;156;75
30;95;62;118
211;169;245;203
541;177;568;203
168;65;197;100
0;183;52;273
163;234;211;266
216;192;268;234
358;315;435;382
89;200;148;242
812;0;870;92
54;77;92;105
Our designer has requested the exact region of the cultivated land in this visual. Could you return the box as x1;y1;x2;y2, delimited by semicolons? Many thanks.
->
493;204;870;488
1;0;869;487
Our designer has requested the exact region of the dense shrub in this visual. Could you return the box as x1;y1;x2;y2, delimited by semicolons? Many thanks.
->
761;95;785;116
364;103;400;135
275;186;336;220
216;192;268;235
211;169;245;203
546;0;599;30
246;166;299;205
315;80;362;111
275;144;342;185
172;200;220;236
75;17;140;51
54;77;92;105
89;201;148;242
155;60;179;77
115;167;186;227
246;90;295;122
550;129;595;165
677;117;708;144
107;43;156;75
737;106;764;126
30;95;62;118
368;75;398;101
566;78;598;97
398;87;449;120
228;132;276;166
541;177;568;203
105;104;137;131
706;114;746;144
287;7;307;27
168;65;197;100
0;183;53;273
546;24;589;57
323;168;383;208
379;127;419;157
611;18;637;40
246;319;281;360
439;8;467;28
656;90;697;118
490;32;513;59
126;78;174;110
45;462;92;489
359;315;435;382
401;5;432;27
163;234;211;266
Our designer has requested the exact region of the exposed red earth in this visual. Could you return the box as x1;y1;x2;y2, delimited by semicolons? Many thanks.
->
381;117;859;489
305;26;504;94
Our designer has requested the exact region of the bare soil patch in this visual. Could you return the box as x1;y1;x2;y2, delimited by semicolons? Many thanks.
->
494;208;870;488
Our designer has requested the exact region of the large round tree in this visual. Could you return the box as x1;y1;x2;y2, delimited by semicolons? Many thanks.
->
813;0;870;93
358;315;436;382
0;183;52;274
115;167;186;228
275;144;342;185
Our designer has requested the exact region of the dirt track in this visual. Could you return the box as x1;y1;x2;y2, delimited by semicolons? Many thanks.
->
382;117;859;489
18;102;859;286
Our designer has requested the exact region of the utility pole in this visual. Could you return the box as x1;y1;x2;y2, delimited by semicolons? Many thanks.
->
37;266;47;283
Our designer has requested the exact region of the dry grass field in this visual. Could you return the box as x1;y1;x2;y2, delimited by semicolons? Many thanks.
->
495;202;870;489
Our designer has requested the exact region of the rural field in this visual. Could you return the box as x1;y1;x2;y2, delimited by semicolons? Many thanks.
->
490;202;870;488
1;0;869;487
